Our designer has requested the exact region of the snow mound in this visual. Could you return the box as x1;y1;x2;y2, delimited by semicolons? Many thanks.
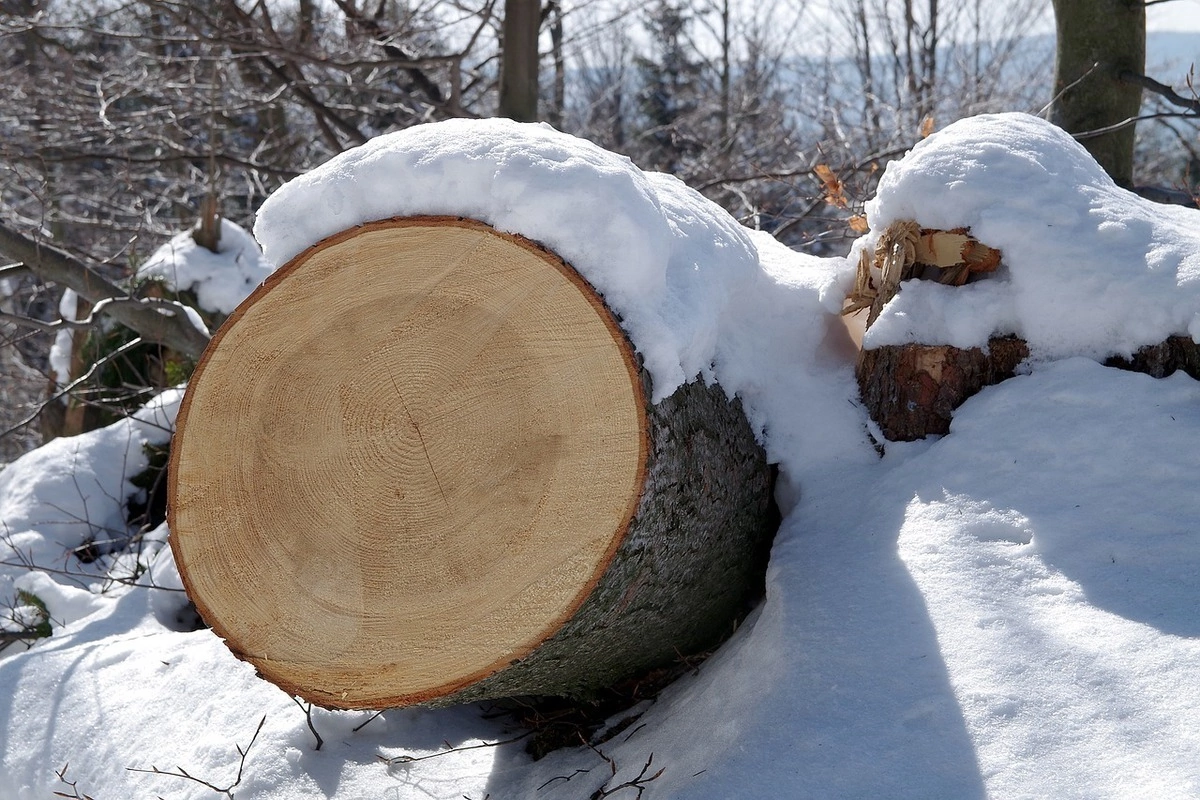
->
254;118;775;401
859;112;1200;361
894;358;1200;796
0;391;181;613
136;218;275;316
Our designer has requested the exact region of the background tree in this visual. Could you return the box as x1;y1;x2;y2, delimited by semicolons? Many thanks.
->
1049;0;1146;187
499;0;540;120
635;0;703;174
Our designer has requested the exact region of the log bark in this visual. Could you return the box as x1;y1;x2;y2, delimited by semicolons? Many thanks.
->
168;216;776;709
1105;335;1200;381
856;336;1030;441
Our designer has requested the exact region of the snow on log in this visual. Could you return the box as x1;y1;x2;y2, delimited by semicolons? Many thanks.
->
848;113;1200;441
168;121;778;710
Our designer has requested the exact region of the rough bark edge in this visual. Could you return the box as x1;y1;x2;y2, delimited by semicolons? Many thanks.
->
168;216;653;708
1105;335;1200;380
423;372;776;707
859;334;1200;442
855;336;1030;441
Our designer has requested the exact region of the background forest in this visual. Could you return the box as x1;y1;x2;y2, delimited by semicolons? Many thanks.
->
0;0;1197;461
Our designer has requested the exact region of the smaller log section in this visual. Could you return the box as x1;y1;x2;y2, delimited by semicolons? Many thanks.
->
168;216;776;710
847;221;1021;441
856;337;1029;441
847;221;1200;441
1105;336;1200;381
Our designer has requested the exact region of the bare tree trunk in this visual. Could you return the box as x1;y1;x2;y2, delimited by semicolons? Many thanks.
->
500;0;540;121
1049;0;1145;187
855;0;881;145
297;0;318;47
548;1;565;128
718;0;731;142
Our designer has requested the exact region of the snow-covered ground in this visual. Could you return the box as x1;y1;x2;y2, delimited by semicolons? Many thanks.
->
2;113;1199;798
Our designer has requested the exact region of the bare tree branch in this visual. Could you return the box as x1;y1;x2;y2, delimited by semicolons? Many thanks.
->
1;335;146;439
1119;69;1200;114
0;262;33;281
1073;112;1197;139
0;222;210;359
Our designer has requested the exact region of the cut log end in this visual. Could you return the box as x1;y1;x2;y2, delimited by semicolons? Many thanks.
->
168;216;775;709
170;217;649;708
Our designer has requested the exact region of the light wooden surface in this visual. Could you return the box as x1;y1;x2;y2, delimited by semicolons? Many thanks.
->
169;217;648;708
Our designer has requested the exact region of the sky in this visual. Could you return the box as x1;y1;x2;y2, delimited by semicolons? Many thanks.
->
1142;0;1200;32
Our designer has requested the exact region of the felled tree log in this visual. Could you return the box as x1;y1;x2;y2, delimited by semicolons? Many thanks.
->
168;216;775;710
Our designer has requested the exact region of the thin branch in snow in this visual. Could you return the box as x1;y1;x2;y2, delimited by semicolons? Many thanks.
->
589;750;665;800
52;762;98;800
538;766;594;791
378;731;531;767
350;709;386;732
127;714;266;799
292;697;324;751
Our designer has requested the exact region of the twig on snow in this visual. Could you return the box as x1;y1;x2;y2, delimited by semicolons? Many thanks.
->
127;714;266;799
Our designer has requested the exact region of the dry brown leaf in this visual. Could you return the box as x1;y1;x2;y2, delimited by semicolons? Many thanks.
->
848;215;870;233
814;163;848;208
919;115;935;139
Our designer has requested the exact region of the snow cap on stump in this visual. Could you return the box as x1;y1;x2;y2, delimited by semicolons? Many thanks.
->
856;112;1200;363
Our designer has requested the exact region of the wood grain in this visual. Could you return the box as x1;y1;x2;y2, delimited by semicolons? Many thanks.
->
169;217;647;708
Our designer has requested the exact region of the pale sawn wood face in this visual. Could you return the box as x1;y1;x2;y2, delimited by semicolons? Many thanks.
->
169;218;647;708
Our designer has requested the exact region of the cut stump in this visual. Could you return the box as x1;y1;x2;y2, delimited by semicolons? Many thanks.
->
855;336;1030;441
848;220;1020;441
168;216;775;710
850;219;1200;441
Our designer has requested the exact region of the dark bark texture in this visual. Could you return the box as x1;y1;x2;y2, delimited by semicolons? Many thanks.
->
856;336;1030;441
1049;0;1145;187
1105;335;1200;380
425;372;777;707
